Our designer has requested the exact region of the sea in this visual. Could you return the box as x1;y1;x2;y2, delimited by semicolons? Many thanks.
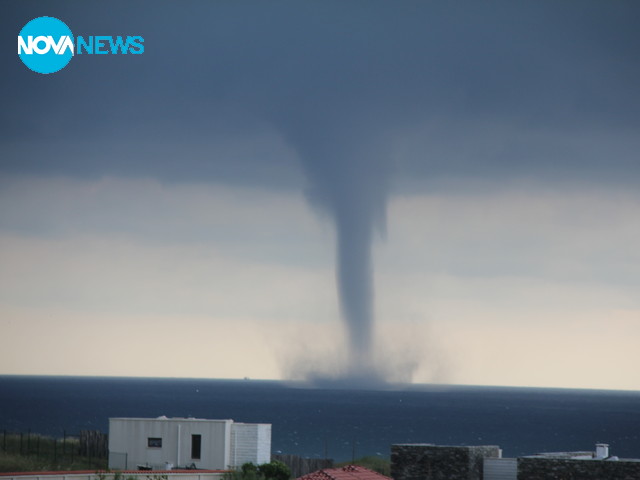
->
1;376;639;462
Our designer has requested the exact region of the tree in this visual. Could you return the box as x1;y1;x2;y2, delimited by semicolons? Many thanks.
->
228;461;290;480
258;461;290;480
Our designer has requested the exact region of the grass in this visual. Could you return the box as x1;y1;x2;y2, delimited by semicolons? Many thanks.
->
0;433;107;472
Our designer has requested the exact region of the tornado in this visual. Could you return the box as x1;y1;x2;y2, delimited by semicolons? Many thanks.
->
334;190;376;375
287;125;390;380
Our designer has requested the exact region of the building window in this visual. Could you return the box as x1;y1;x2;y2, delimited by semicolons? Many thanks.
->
191;434;201;459
148;437;162;448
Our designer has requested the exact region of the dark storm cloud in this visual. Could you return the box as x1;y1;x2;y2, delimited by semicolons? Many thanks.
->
2;1;639;185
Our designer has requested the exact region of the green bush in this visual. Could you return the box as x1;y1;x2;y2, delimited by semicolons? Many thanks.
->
227;461;290;480
242;462;258;478
258;461;290;480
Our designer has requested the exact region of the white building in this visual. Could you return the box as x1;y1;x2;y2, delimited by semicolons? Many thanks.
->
108;417;271;471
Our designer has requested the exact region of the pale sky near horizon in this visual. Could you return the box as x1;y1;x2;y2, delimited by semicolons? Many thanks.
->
2;1;640;390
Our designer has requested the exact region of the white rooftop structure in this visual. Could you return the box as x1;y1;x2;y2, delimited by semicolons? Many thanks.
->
108;417;271;471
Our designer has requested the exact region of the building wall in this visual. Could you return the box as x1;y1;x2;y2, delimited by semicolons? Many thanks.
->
108;418;232;470
518;457;640;480
483;458;517;480
255;423;271;465
391;444;501;480
230;423;271;467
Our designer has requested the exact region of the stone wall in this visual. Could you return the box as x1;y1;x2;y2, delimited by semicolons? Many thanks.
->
391;444;501;480
518;457;640;480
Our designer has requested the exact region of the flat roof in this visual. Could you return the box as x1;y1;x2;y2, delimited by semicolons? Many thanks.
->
110;417;233;422
393;444;500;449
521;456;640;463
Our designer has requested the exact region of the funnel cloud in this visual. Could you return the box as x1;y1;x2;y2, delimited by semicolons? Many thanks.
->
284;126;392;381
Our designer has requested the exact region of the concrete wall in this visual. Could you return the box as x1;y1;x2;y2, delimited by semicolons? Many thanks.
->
391;444;501;480
230;423;271;467
108;418;232;470
518;457;640;480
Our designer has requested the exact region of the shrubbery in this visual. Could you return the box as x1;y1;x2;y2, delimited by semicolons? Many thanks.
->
228;461;290;480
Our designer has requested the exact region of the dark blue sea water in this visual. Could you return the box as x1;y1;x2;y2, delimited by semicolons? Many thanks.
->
1;376;639;462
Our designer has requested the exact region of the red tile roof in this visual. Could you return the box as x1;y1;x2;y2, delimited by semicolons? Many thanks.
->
297;465;390;480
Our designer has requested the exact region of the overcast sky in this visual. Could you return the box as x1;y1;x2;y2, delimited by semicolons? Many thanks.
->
2;1;640;390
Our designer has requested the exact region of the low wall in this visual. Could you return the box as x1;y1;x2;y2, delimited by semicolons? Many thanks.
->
518;457;640;480
391;444;501;480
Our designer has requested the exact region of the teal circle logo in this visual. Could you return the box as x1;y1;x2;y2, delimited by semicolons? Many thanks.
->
18;16;74;74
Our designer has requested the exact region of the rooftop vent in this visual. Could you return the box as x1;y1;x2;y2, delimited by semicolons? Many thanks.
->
595;443;609;459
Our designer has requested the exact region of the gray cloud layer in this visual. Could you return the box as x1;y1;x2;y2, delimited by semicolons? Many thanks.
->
3;1;639;186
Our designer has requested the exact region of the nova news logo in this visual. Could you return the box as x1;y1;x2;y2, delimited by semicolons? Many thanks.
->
18;16;144;74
